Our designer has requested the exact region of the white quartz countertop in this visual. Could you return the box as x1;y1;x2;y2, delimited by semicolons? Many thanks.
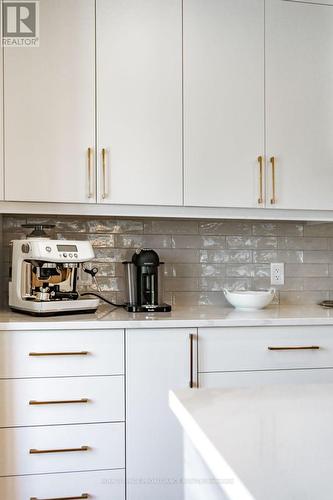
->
1;304;333;330
170;384;333;500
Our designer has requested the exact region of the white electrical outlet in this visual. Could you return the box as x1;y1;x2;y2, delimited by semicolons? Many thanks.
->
270;262;284;285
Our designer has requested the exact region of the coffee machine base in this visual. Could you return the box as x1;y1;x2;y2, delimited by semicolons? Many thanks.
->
10;306;98;317
125;303;172;313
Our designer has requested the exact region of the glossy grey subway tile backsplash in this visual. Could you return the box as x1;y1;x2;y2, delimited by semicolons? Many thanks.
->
3;215;333;307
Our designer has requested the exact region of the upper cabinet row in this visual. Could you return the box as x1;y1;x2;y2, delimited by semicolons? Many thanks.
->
2;0;333;211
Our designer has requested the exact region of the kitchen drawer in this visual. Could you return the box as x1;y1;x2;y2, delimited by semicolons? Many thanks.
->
0;422;124;476
199;368;333;388
199;326;333;373
0;469;125;500
0;375;124;427
0;329;124;378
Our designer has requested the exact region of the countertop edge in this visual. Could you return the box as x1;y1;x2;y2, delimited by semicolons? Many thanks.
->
1;306;333;330
2;318;333;331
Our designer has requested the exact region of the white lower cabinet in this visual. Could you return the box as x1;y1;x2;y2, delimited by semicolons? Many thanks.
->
198;326;333;390
0;419;124;478
0;469;125;500
200;368;333;388
0;329;124;378
0;375;124;427
198;326;333;373
126;328;197;500
4;323;333;500
0;328;126;500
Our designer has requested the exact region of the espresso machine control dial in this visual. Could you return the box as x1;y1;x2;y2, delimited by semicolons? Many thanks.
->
21;243;30;254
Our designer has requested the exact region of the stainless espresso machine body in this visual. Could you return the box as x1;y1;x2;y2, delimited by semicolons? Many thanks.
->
9;235;99;316
123;249;171;312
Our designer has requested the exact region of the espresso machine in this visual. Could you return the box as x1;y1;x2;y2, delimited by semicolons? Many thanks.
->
123;249;171;312
9;225;99;316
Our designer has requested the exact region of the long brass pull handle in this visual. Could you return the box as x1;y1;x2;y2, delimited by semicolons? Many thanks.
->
29;351;89;357
29;398;89;405
257;155;264;204
87;147;93;199
270;156;276;204
30;495;89;500
102;148;108;199
30;446;89;455
268;346;320;351
189;334;195;388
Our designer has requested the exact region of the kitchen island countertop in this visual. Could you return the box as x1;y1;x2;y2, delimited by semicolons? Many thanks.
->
170;384;333;500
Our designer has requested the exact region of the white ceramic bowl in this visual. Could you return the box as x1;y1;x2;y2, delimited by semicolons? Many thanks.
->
223;288;275;311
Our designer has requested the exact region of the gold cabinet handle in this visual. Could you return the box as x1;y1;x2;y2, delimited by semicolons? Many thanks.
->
189;333;194;388
268;346;320;351
30;495;89;500
101;147;108;199
87;147;94;199
29;351;89;357
30;446;89;455
257;155;264;204
29;398;89;405
270;156;276;204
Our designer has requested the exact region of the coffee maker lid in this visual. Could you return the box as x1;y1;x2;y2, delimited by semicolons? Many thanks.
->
22;224;55;239
132;248;160;267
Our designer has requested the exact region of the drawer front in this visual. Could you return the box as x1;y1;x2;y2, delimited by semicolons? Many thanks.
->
0;329;124;378
0;376;124;427
199;326;333;372
0;422;124;476
200;368;333;388
0;469;125;500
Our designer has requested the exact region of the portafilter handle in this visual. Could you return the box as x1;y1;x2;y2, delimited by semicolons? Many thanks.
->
83;267;100;292
83;267;99;278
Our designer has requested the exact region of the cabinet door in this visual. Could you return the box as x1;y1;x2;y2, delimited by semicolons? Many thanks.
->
184;0;264;208
200;368;333;388
4;0;95;203
126;328;196;500
266;0;333;210
0;470;125;500
97;0;182;206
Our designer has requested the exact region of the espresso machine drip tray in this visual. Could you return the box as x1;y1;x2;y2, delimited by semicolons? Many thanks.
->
125;303;172;313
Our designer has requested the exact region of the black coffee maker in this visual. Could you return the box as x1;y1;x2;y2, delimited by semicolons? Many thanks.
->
123;249;171;312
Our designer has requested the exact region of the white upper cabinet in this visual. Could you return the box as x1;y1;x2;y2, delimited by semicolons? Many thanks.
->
266;0;333;210
4;0;95;203
183;0;264;208
96;0;182;206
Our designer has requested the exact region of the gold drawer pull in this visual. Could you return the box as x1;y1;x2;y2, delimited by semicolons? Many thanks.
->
30;495;89;500
29;398;89;406
268;346;320;351
30;446;89;455
29;351;89;357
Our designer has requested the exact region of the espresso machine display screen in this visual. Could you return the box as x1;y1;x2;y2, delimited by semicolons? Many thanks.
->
56;244;78;252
